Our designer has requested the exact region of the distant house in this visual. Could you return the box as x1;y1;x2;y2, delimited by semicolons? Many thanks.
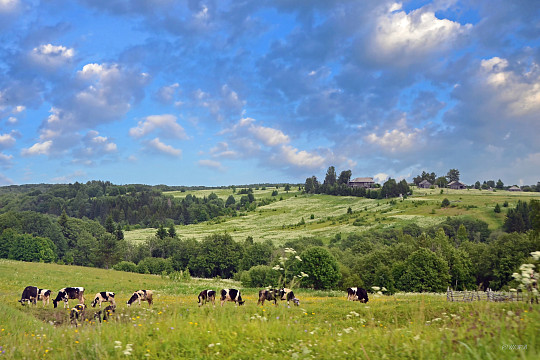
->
508;185;522;192
418;180;432;189
348;177;375;188
448;181;467;190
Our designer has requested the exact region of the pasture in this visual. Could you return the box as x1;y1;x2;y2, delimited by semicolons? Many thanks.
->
124;187;540;245
1;260;538;359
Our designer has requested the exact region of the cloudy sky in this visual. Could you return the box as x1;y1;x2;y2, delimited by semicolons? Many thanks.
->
0;0;539;186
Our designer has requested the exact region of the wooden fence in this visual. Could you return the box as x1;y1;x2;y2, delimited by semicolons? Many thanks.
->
446;287;525;302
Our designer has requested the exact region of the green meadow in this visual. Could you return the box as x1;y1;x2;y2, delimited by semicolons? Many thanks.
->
124;187;540;245
0;260;538;359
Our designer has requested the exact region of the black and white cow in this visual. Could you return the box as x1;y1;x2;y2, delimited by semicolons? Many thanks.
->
53;287;85;308
198;289;216;306
37;289;51;306
91;292;116;307
94;304;116;323
18;286;39;306
126;290;153;306
220;288;245;306
257;289;278;305
279;288;300;306
347;287;369;303
69;304;86;327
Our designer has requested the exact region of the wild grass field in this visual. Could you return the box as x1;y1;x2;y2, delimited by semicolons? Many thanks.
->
0;260;538;359
124;187;540;245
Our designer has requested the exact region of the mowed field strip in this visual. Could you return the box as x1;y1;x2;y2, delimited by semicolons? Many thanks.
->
124;187;540;245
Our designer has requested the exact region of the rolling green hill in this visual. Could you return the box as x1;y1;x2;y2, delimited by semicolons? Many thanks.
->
124;187;540;245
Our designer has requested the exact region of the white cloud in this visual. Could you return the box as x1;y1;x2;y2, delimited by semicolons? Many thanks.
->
0;172;13;185
31;44;75;68
373;173;389;183
480;57;540;116
129;114;188;139
198;159;225;171
278;145;325;169
0;0;18;13
369;3;471;66
22;140;53;156
148;138;182;157
0;132;16;148
50;170;86;183
155;83;180;103
365;123;421;153
12;105;25;113
210;142;238;159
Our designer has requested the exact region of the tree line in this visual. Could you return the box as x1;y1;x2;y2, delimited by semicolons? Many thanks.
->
0;181;264;228
304;166;410;199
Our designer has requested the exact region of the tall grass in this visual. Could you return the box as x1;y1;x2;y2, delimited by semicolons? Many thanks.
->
0;260;538;359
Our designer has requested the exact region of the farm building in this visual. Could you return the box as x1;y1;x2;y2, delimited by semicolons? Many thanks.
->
418;180;432;189
508;185;522;192
348;177;375;188
448;181;467;190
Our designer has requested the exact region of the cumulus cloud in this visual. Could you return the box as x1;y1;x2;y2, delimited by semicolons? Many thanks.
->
210;142;238;159
30;44;75;68
276;144;325;169
365;123;422;153
0;132;16;149
21;140;53;156
480;57;540;117
129;114;188;140
367;2;472;67
147;137;182;157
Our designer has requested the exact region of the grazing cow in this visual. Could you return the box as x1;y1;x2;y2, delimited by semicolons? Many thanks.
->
126;290;153;306
279;288;300;306
220;289;245;306
18;286;39;306
91;292;116;307
197;290;216;306
69;304;86;327
257;289;279;305
37;289;51;306
94;304;116;323
347;287;369;303
53;287;85;308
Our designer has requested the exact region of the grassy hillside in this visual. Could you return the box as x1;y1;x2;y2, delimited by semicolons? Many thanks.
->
0;260;538;359
124;187;540;245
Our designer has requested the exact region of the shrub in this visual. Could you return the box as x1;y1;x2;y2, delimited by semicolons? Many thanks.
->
441;198;450;207
299;247;341;290
113;261;137;273
137;257;173;275
242;265;280;288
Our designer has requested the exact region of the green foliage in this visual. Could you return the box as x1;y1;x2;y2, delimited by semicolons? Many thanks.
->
441;198;450;207
113;260;138;272
3;230;56;263
241;265;280;287
299;246;341;290
136;257;173;275
446;168;460;182
494;203;501;213
398;248;450;292
504;200;531;233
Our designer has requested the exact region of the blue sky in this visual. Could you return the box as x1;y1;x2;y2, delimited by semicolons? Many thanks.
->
0;0;539;187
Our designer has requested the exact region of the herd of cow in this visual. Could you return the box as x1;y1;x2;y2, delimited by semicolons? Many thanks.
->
18;285;369;326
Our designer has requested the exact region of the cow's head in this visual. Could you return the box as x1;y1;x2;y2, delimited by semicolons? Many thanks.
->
238;300;245;306
126;293;138;306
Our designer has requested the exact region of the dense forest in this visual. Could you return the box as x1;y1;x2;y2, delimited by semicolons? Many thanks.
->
0;181;539;294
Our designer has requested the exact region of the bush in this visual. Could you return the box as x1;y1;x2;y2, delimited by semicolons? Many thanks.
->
137;257;173;275
299;247;341;290
242;265;280;288
113;261;137;273
441;198;450;207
